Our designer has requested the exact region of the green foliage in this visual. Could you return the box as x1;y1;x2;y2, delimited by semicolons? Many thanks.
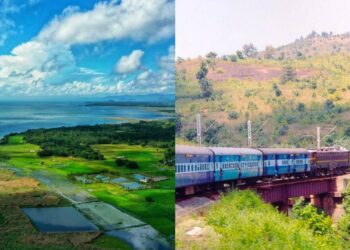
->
236;50;244;59
0;213;4;226
206;51;217;59
10;120;174;163
205;191;342;250
280;65;297;84
184;128;196;141
145;196;155;203
228;111;239;120
242;43;258;58
203;120;223;145
297;102;305;112
275;88;282;97
196;61;213;98
292;199;334;236
228;54;237;62
115;158;139;169
328;88;337;94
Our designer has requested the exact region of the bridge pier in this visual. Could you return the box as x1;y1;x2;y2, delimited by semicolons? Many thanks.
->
310;193;336;215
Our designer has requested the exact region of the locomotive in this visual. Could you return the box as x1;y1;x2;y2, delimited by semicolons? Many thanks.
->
175;145;349;195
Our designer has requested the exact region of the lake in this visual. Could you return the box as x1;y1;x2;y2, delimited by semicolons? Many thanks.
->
22;207;99;233
0;101;172;138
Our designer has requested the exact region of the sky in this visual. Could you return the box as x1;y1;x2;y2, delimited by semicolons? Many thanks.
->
176;0;350;58
0;0;175;98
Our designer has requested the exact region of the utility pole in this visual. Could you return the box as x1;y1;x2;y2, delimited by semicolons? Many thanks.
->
196;113;202;146
317;126;321;150
247;120;252;147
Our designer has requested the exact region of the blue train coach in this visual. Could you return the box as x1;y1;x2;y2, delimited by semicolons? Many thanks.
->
175;145;215;188
258;148;310;176
210;147;263;182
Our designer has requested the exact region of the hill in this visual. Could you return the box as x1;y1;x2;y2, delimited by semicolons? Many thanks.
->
176;32;350;148
263;31;350;60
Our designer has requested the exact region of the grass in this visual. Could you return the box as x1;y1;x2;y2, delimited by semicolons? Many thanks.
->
176;55;350;148
0;136;174;240
90;235;132;250
176;190;344;250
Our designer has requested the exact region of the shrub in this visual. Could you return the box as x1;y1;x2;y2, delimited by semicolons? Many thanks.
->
275;89;282;97
228;111;239;120
184;129;197;141
145;196;155;202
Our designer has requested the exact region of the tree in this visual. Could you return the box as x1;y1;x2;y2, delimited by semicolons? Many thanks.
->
243;43;258;58
264;45;275;59
275;88;282;97
221;55;228;61
292;199;334;236
196;61;208;80
307;30;319;39
206;51;217;59
228;54;237;62
175;114;182;135
297;103;305;112
228;111;239;120
196;61;213;98
236;50;244;59
280;65;296;84
324;100;335;112
184;129;197;141
203;120;223;145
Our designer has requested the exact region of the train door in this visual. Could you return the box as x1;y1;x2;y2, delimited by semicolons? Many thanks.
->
291;154;295;173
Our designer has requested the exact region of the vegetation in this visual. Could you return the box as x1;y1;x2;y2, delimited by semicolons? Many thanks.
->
115;158;139;169
1;120;175;164
196;61;213;98
176;191;345;250
176;39;350;147
0;169;131;250
0;132;175;241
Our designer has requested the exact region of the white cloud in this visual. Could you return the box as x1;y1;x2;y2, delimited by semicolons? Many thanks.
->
123;45;175;94
0;0;175;96
137;70;150;80
115;50;144;74
38;0;175;45
0;41;75;86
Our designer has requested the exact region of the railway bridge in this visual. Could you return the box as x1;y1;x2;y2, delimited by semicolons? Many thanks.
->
247;174;350;217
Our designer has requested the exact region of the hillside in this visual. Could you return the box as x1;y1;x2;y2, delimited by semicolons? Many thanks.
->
264;31;350;60
176;32;350;148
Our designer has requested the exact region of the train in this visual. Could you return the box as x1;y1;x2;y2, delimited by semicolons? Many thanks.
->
175;145;350;195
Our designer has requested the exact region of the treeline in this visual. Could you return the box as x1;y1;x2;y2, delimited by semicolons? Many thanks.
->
1;120;175;163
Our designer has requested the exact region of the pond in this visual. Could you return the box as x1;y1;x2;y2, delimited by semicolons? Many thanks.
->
106;225;171;250
22;207;99;233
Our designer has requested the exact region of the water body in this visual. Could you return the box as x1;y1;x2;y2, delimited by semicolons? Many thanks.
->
0;101;172;138
22;207;99;233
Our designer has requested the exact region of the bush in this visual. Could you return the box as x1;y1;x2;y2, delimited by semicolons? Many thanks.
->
115;158;139;169
145;196;155;202
280;65;296;84
184;129;197;141
126;161;139;169
275;89;282;97
228;111;239;120
204;191;341;249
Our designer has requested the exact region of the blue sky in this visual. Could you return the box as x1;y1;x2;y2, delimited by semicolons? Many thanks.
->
0;0;175;98
177;0;350;58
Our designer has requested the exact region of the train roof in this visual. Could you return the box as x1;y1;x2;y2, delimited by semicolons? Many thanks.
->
209;147;262;156
258;148;309;154
175;145;213;155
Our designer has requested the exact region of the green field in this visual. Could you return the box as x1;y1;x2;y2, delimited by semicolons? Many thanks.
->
0;135;174;247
